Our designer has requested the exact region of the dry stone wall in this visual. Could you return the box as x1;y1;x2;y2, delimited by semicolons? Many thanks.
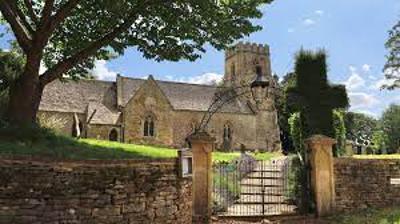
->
0;158;192;224
334;158;400;212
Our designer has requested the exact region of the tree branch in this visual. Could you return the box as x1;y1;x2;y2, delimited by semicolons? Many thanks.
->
37;0;80;48
39;15;137;86
46;0;81;34
0;1;32;52
41;0;54;26
24;0;39;25
11;1;35;34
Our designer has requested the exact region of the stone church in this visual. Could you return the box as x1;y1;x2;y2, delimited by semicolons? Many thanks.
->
38;42;281;151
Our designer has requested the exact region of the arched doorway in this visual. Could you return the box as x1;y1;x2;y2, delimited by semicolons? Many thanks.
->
109;129;118;142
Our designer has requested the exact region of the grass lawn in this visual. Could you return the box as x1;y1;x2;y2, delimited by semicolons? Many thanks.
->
212;151;282;162
353;154;400;159
0;134;281;161
325;207;400;224
0;137;177;160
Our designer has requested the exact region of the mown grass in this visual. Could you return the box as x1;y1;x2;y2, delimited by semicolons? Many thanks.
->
353;154;400;159
326;207;400;224
0;133;281;161
0;124;282;161
0;136;177;160
213;151;281;162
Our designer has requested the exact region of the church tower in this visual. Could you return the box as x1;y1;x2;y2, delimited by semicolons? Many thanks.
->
224;42;281;151
224;42;272;87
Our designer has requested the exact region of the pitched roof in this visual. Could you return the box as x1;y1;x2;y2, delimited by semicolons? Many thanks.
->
39;76;253;124
39;79;120;124
120;76;253;114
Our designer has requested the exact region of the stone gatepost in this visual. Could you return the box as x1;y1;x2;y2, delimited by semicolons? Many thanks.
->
305;135;336;217
188;132;215;224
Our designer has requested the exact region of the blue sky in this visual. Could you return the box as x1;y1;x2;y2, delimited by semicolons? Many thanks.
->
1;0;400;117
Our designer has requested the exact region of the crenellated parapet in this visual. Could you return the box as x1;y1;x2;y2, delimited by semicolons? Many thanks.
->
225;42;270;59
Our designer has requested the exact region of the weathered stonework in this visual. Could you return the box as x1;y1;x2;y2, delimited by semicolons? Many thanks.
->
0;158;192;224
38;42;282;151
334;158;400;212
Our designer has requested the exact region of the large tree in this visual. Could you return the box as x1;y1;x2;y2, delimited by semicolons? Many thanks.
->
344;112;378;150
0;0;271;125
384;20;400;89
381;104;400;153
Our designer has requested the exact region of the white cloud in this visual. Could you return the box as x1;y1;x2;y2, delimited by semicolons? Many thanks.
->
343;66;365;91
91;60;118;81
362;64;371;72
348;92;379;109
288;28;295;33
185;72;223;85
303;18;316;26
315;10;324;15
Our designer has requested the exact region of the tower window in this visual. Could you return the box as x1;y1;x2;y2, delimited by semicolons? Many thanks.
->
144;115;155;137
256;65;262;75
231;64;236;82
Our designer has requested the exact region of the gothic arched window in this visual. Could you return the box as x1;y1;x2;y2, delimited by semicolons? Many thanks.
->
144;115;155;137
223;123;232;140
109;129;118;141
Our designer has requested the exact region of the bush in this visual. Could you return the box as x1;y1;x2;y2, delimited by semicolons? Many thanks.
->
333;110;346;156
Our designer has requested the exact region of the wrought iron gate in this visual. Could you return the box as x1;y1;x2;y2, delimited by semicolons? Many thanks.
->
212;158;299;217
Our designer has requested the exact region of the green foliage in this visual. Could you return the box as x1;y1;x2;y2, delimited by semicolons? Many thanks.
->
344;112;378;149
0;50;24;116
286;49;349;139
381;104;400;153
371;130;389;154
333;110;347;156
275;72;296;152
287;155;314;214
288;112;305;154
384;20;400;90
4;0;272;80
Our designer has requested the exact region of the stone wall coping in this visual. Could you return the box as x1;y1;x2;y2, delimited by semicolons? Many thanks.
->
305;134;337;145
334;158;400;164
0;155;177;167
188;131;216;143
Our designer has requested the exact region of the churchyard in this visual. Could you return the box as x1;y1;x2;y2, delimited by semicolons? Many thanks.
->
0;0;400;224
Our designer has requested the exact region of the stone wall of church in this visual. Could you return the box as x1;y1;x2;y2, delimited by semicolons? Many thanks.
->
171;110;258;150
123;79;174;146
87;124;121;141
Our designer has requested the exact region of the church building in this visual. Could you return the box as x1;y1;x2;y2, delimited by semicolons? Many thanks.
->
38;42;281;151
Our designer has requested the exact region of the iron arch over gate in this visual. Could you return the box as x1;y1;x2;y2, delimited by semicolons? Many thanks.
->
212;156;309;217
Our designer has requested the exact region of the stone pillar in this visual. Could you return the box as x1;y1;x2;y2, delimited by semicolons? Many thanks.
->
188;132;215;224
305;135;336;217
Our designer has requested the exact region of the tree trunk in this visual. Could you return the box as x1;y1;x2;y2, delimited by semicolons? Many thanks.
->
6;53;43;126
